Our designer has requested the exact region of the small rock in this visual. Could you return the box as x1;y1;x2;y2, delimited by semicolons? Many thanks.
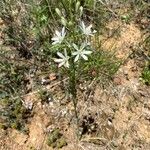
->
113;77;122;85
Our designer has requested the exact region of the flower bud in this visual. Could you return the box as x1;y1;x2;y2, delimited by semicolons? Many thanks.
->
75;1;80;12
68;21;73;26
61;17;67;26
79;6;83;17
55;8;62;17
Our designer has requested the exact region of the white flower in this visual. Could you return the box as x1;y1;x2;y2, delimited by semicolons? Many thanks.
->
80;21;96;36
72;43;92;62
51;27;66;45
54;49;69;68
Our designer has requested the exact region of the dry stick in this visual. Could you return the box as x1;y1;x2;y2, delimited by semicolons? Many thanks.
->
79;145;86;150
98;0;119;18
81;137;107;142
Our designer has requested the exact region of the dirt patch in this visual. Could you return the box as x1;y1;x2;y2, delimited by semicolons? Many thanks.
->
101;21;142;59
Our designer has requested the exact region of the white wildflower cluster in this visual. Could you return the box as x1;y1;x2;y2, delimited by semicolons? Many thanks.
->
51;3;97;68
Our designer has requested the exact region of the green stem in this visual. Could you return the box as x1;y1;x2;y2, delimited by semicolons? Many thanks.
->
69;59;80;138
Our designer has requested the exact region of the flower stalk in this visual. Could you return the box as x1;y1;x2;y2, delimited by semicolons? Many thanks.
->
51;2;97;139
68;58;80;138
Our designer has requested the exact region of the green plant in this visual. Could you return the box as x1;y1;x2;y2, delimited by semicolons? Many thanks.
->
47;128;67;148
0;59;29;98
48;0;120;138
39;90;53;104
141;62;150;85
0;97;32;133
140;35;150;86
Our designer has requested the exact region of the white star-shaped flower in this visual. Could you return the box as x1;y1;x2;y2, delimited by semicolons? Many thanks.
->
72;43;92;62
54;49;70;68
51;27;66;45
80;21;96;36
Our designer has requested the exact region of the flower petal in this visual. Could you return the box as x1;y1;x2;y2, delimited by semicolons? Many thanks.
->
93;30;97;33
81;21;85;31
80;43;86;50
52;41;59;45
58;61;65;67
65;61;69;68
74;54;80;62
87;24;92;31
57;52;65;58
54;58;63;63
64;49;68;57
55;30;61;36
81;54;88;60
82;50;92;55
73;43;79;51
61;27;65;36
51;37;58;41
72;51;79;56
